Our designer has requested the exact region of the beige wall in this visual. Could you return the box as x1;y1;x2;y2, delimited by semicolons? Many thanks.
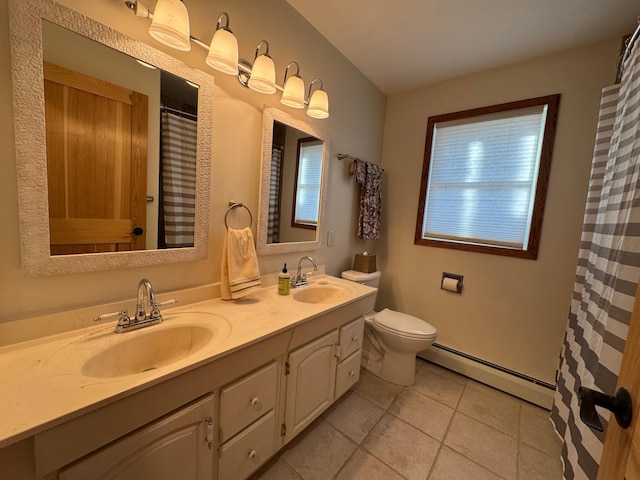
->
0;0;385;328
379;39;621;384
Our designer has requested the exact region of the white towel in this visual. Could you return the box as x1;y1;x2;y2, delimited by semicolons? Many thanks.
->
221;227;262;300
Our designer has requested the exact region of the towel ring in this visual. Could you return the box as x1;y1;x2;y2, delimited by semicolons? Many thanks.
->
224;202;253;229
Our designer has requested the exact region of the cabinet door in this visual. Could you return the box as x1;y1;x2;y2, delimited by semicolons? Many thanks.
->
59;395;214;480
284;330;339;442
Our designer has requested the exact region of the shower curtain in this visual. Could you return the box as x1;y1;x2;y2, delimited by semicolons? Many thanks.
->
551;41;640;479
161;111;197;248
267;145;284;244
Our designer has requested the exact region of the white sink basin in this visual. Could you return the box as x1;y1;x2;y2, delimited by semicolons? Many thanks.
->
82;323;215;378
293;285;346;304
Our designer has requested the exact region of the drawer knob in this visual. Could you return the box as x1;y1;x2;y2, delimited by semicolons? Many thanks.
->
352;336;358;343
248;450;257;459
349;370;356;377
250;397;260;407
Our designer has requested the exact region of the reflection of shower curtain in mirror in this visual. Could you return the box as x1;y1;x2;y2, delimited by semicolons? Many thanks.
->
268;146;284;243
161;112;197;248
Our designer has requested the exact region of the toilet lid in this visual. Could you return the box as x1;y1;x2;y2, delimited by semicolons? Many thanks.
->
373;308;437;339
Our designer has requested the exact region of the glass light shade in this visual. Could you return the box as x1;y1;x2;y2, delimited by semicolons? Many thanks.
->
281;75;305;108
148;0;191;52
206;28;238;75
136;59;157;69
307;89;329;118
248;55;277;94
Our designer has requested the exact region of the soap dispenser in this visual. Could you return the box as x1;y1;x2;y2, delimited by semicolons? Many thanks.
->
278;263;290;295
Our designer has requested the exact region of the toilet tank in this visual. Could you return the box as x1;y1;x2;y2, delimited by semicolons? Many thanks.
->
341;270;381;288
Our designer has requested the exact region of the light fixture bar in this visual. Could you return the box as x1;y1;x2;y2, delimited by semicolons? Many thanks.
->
124;1;328;115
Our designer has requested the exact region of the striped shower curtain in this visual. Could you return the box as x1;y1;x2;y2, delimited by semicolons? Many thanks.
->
551;42;640;479
267;146;284;244
161;111;197;248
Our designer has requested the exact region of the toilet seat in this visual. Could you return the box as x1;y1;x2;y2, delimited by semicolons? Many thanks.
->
372;308;437;340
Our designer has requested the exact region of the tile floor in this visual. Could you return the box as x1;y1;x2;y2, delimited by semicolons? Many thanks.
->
252;358;563;480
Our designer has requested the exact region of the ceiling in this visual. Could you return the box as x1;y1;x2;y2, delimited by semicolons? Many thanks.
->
286;0;639;95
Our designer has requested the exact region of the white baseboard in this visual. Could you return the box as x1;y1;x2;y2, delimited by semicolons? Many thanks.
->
418;346;555;410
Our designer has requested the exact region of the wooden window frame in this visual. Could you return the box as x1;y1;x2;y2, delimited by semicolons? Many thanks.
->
414;94;561;260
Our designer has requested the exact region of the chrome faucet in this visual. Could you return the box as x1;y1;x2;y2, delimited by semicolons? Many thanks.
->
292;256;318;287
93;279;176;333
114;279;163;333
135;278;160;322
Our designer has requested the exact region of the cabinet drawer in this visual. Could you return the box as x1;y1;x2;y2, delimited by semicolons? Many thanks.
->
220;361;278;442
335;350;362;399
339;317;364;360
218;410;276;480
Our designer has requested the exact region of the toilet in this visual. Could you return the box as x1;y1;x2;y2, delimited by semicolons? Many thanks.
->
341;270;437;386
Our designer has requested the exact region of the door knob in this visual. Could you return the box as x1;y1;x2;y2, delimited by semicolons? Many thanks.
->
578;386;632;431
126;227;144;236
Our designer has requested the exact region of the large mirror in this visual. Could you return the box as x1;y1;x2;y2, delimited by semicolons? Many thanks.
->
257;107;329;255
9;0;213;275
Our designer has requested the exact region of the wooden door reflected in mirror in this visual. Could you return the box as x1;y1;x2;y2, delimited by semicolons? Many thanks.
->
44;62;148;255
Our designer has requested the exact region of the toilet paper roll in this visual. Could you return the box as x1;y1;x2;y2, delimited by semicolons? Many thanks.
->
442;277;460;293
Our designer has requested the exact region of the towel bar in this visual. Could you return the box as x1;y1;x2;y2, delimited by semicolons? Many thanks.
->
224;202;253;229
337;153;385;173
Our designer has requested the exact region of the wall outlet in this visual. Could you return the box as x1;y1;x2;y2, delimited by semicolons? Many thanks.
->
327;230;335;246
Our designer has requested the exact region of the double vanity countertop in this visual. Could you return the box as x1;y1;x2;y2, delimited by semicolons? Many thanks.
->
0;275;376;450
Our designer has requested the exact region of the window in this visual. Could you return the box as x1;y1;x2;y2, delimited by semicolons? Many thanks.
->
292;137;323;229
415;95;560;259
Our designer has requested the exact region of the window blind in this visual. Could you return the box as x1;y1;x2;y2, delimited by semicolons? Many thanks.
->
295;141;323;225
422;105;548;249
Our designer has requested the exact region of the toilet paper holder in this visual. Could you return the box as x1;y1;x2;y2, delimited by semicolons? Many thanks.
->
441;272;463;294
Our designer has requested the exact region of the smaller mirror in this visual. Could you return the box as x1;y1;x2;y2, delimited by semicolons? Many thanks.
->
257;107;329;255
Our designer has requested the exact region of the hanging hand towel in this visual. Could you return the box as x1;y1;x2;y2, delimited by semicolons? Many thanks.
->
354;159;383;240
221;227;262;300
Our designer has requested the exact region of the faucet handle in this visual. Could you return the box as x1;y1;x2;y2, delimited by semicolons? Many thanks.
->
117;310;131;328
150;302;161;319
149;299;176;319
157;299;178;307
94;309;128;322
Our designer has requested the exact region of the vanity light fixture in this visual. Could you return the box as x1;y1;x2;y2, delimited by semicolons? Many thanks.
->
127;0;151;19
248;40;277;94
123;2;329;118
205;12;238;75
281;62;305;109
306;79;330;119
147;0;191;52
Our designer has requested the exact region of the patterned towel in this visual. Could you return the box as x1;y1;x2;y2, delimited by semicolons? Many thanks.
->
221;227;261;300
354;159;383;240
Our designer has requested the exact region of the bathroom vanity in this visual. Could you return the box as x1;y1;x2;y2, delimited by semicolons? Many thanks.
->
0;275;375;480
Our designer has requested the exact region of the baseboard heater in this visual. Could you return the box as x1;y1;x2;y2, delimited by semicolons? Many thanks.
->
431;343;556;391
